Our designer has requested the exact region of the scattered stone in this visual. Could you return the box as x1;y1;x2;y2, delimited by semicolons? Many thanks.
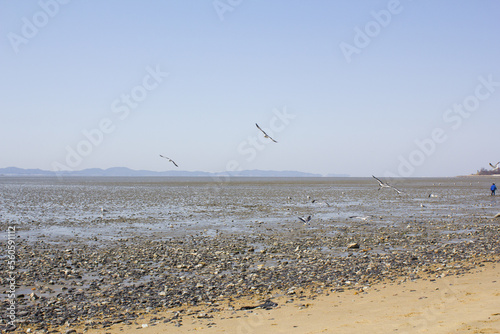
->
5;179;500;333
197;312;212;319
240;300;278;310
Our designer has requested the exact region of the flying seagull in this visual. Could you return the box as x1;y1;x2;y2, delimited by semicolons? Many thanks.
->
489;162;500;169
372;175;404;194
159;155;178;167
298;216;311;224
255;123;277;143
311;199;330;207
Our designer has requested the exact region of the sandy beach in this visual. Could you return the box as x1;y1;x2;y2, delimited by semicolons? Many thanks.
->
80;260;500;334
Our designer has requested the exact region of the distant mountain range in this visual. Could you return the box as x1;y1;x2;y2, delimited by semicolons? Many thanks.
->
0;167;349;178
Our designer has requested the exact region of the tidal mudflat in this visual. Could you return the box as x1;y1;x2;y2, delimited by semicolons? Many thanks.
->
1;176;499;333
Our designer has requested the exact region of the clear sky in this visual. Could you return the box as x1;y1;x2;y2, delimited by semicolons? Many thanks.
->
1;0;499;177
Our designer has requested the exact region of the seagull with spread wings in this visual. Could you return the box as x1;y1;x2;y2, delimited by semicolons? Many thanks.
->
489;162;500;169
255;123;277;143
298;215;311;224
160;155;179;167
372;175;404;194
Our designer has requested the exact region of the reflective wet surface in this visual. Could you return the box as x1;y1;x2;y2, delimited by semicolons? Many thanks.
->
1;176;498;241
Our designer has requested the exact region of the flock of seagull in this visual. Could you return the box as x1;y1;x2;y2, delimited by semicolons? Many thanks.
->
155;123;500;224
159;123;276;168
158;122;500;180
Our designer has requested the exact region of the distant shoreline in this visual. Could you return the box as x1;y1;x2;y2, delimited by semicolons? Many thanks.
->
3;166;499;178
0;167;342;178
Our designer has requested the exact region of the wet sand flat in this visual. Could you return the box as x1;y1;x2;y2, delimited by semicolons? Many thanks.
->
1;176;499;333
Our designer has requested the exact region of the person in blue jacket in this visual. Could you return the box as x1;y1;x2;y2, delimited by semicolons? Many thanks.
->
492;183;497;196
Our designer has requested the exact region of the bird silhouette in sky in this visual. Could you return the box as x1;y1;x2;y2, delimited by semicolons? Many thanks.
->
255;123;277;143
160;155;178;167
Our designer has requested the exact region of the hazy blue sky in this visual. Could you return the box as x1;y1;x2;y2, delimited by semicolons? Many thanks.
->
1;0;499;177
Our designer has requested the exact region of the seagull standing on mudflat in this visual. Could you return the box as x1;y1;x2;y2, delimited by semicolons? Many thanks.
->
100;207;107;219
255;123;277;143
160;155;179;167
372;175;404;194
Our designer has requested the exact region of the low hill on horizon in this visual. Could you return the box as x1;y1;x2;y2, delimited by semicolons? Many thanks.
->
0;167;349;178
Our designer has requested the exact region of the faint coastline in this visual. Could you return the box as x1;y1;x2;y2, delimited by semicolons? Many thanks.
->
0;166;349;178
473;167;500;176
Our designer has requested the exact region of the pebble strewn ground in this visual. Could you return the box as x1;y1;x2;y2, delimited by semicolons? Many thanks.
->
2;216;499;333
1;177;499;333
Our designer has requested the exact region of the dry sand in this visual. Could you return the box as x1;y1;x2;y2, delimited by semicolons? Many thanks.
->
84;261;500;334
